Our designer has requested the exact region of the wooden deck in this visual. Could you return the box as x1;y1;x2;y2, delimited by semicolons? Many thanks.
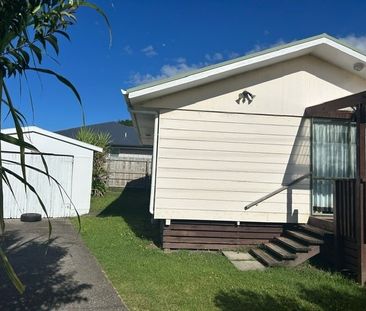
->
162;217;337;251
162;221;291;250
308;216;334;232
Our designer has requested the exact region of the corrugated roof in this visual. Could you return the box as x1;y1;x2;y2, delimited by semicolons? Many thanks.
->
57;122;150;148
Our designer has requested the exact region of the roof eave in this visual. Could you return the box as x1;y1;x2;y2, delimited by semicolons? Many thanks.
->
2;126;103;152
125;35;366;105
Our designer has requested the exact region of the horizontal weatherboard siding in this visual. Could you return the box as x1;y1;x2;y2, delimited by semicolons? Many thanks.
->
159;118;309;137
154;110;311;223
156;189;309;202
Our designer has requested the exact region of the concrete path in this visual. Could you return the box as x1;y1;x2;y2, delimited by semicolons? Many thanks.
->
0;219;128;311
223;251;265;271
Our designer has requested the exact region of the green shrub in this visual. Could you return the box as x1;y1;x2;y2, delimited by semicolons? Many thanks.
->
76;127;111;197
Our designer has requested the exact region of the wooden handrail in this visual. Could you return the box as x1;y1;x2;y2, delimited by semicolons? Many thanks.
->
244;173;311;210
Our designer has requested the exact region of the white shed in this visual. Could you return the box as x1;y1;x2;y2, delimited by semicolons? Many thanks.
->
1;126;102;218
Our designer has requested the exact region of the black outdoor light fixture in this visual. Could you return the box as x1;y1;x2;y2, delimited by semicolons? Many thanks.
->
353;62;365;72
236;90;255;105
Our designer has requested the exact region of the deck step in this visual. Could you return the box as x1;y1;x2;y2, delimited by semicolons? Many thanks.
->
274;236;310;252
298;224;332;238
308;216;334;232
264;243;297;260
250;248;283;267
286;230;324;245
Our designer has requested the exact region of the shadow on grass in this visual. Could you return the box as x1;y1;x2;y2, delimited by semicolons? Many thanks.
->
0;230;91;311
214;282;366;311
214;289;302;311
97;179;160;246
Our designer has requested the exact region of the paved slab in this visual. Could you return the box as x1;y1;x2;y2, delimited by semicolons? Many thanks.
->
0;219;128;311
231;260;266;271
223;251;265;271
223;251;255;261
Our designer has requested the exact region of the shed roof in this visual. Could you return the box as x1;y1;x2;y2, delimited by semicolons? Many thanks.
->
57;121;149;148
123;34;366;104
2;126;102;152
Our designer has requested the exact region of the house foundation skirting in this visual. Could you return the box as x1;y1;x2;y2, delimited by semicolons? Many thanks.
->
161;220;295;250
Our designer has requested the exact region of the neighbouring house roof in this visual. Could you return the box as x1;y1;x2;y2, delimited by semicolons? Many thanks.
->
123;33;366;104
2;126;102;152
57;121;150;148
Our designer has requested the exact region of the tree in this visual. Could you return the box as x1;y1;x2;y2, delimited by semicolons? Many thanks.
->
118;119;133;127
76;127;111;197
0;0;110;293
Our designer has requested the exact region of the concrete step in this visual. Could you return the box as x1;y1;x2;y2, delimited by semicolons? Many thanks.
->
298;224;332;238
264;242;297;260
286;230;324;245
250;248;283;267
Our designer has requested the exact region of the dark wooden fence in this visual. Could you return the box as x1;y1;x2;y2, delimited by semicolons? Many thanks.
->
334;179;366;283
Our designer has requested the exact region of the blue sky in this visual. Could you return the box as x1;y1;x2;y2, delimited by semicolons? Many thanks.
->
5;0;366;131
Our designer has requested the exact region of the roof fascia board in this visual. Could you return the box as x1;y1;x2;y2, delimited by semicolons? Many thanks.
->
127;37;366;104
122;89;146;146
319;39;366;61
126;34;328;94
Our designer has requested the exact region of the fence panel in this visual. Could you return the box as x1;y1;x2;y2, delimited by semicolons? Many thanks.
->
106;156;152;189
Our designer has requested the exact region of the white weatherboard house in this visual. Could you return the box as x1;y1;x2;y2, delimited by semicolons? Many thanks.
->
2;126;101;218
122;34;366;250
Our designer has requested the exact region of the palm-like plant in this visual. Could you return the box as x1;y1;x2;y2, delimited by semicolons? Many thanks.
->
0;0;110;293
76;127;111;197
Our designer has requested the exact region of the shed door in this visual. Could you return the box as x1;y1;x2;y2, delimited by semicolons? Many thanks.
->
312;119;356;214
3;153;74;218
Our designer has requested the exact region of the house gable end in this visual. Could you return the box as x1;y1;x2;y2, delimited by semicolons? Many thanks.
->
138;55;366;117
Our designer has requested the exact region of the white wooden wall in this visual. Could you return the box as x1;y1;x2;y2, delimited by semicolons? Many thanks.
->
154;110;311;223
136;54;366;224
3;153;74;218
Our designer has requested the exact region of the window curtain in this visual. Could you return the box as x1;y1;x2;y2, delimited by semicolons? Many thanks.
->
312;120;356;213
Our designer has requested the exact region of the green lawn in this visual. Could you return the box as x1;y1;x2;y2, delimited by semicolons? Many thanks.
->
72;189;366;311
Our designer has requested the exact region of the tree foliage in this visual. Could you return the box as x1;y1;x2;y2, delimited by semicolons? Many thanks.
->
0;0;110;293
76;127;111;197
118;119;133;127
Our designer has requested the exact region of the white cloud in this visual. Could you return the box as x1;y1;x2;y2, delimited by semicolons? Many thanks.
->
161;62;199;77
175;57;187;63
129;72;160;85
205;52;224;62
129;59;199;85
122;45;133;55
338;34;366;52
228;51;240;59
129;50;240;85
141;45;158;57
245;39;286;55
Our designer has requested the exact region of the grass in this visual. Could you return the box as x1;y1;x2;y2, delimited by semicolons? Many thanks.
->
72;189;366;311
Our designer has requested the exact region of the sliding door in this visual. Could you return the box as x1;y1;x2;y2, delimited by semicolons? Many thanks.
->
312;119;356;214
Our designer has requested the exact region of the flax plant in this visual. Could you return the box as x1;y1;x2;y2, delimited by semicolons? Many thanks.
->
0;0;110;293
